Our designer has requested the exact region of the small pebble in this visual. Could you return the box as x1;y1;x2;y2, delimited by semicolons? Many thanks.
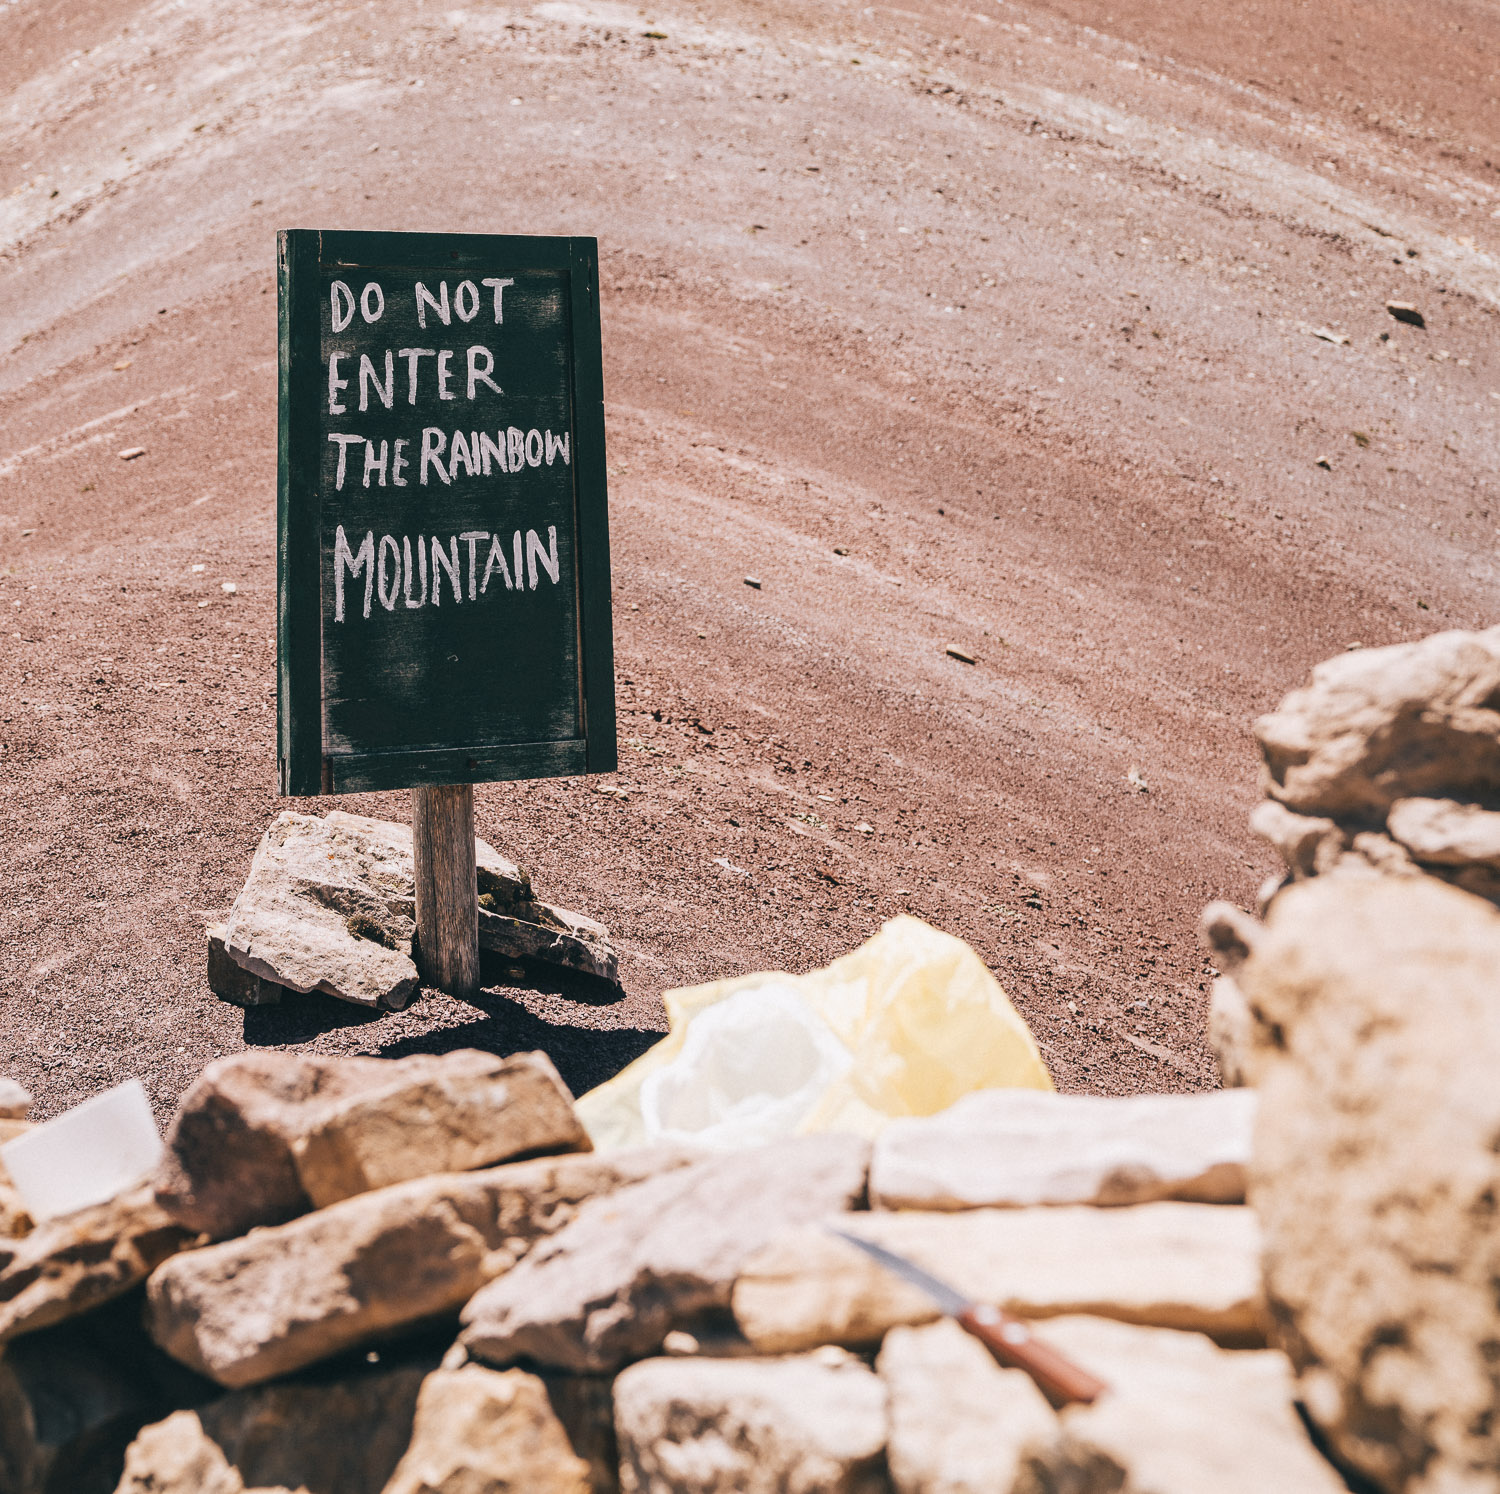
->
118;447;146;460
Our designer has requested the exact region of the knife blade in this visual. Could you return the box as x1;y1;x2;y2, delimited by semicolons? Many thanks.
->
830;1228;1109;1407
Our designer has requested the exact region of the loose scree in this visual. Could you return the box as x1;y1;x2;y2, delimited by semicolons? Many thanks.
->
277;230;616;796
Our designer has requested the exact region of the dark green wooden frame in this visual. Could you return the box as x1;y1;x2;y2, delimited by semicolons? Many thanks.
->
276;228;616;796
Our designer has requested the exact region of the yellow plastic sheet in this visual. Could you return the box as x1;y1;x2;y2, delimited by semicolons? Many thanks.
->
576;915;1053;1151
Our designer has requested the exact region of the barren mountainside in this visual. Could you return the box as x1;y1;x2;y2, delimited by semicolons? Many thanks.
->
1;0;1497;1114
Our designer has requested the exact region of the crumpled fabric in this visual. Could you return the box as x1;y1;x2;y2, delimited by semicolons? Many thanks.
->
576;915;1053;1151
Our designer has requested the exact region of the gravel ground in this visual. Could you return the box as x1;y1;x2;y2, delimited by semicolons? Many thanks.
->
1;0;1496;1116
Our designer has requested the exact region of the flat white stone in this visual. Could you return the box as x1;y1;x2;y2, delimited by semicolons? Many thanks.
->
870;1088;1255;1211
733;1203;1266;1355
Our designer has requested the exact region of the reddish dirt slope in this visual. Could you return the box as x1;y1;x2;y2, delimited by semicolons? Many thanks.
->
1033;0;1500;171
1;0;1496;1116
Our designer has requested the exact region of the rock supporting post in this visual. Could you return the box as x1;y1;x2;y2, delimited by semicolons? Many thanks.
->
412;783;479;997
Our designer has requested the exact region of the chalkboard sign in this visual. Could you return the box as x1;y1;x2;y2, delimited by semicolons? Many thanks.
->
276;229;616;795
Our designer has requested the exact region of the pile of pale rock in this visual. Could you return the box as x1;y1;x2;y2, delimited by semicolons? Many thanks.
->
2;1050;1303;1494
208;810;618;1010
1206;623;1500;1081
1243;623;1500;911
5;626;1500;1494
1199;625;1500;1493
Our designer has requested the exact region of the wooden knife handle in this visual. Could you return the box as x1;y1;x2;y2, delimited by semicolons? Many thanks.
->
956;1304;1110;1408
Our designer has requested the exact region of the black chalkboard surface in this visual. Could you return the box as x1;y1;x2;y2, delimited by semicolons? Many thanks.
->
277;229;616;795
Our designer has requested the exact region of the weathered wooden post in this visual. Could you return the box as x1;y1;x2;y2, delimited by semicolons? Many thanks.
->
276;228;616;1000
412;783;479;997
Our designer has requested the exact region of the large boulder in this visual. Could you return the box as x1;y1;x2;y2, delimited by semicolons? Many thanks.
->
213;811;617;1009
146;1149;690;1388
878;1318;1056;1493
1011;1316;1347;1494
285;1050;587;1210
869;1089;1253;1211
1240;874;1500;1494
613;1351;889;1494
1253;626;1500;818
0;1187;190;1344
460;1135;871;1373
382;1365;593;1494
154;1049;588;1239
733;1203;1265;1354
114;1356;429;1494
154;1052;394;1239
218;811;423;1009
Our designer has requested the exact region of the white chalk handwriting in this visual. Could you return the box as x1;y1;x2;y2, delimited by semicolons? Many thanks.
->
332;524;561;622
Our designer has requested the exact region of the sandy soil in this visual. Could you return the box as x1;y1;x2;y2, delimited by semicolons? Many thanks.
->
1;0;1496;1117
